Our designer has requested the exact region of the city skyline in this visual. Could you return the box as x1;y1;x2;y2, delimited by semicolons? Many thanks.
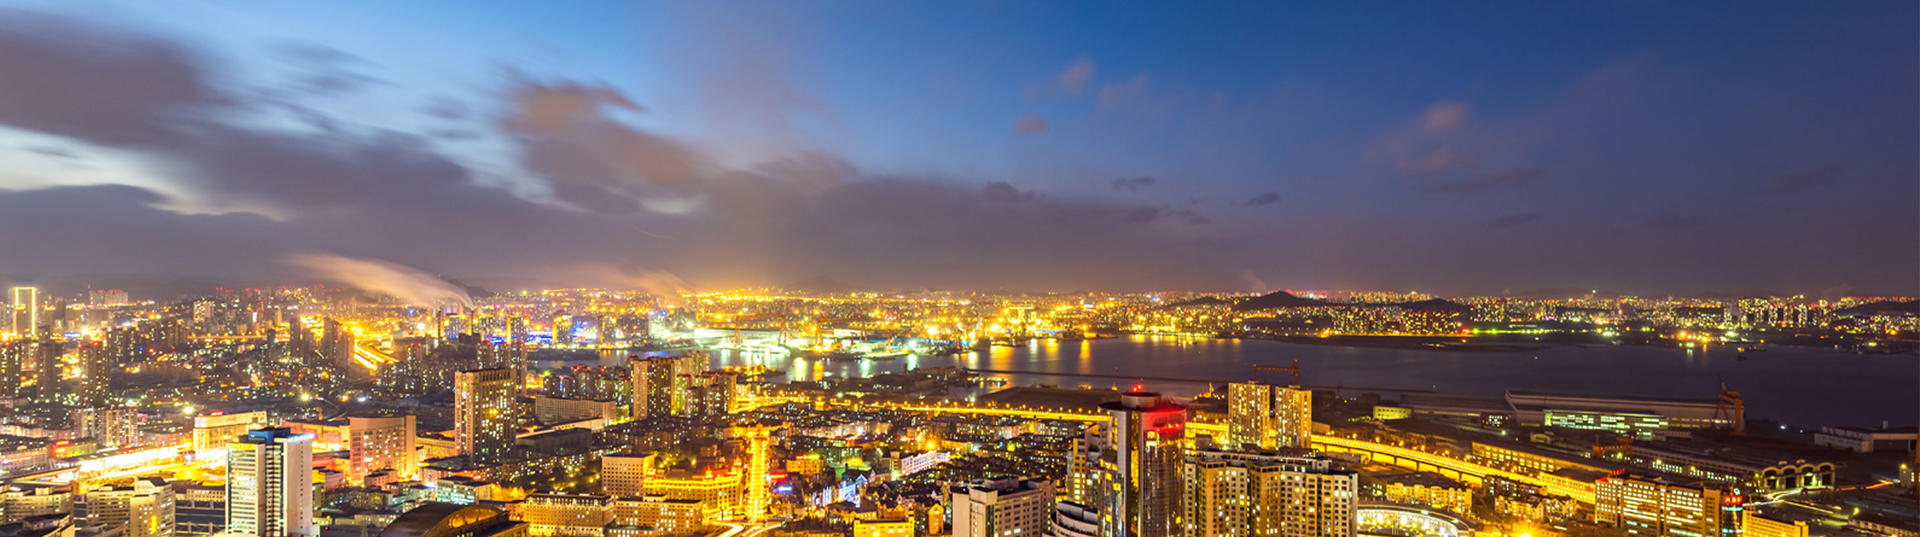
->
0;2;1915;296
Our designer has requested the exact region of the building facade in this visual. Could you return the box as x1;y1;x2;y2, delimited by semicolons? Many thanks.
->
225;428;315;537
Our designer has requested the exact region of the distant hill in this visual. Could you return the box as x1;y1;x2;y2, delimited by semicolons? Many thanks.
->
1162;296;1231;308
1835;300;1918;317
1386;298;1469;312
1231;291;1327;311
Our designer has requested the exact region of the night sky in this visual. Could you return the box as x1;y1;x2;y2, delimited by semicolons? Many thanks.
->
0;1;1914;295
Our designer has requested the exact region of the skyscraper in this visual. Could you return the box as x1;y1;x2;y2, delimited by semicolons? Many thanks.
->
32;329;61;401
628;352;707;420
9;286;38;335
1228;382;1312;450
455;368;518;463
949;478;1057;537
1099;391;1185;537
225;428;314;537
1181;449;1358;537
347;414;418;483
76;342;111;404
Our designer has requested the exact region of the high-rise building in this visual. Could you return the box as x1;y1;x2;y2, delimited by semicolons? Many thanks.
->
520;493;612;537
1181;449;1358;537
1228;382;1312;450
949;478;1056;537
454;368;518;463
75;342;112;404
320;320;359;379
83;477;175;537
225;428;315;537
347;414;417;483
1594;469;1743;537
601;453;657;497
71;406;140;448
680;371;737;417
32;330;61;401
1099;391;1185;537
10;286;39;335
627;353;706;420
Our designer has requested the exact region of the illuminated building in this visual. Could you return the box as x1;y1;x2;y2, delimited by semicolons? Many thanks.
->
1507;390;1741;433
71;406;140;449
1227;382;1311;450
1365;472;1470;515
733;425;775;522
1181;449;1357;537
519;494;611;537
626;357;674;420
3;484;73;523
348;414;418;483
600;453;657;497
1049;501;1100;537
10;286;38;335
644;469;743;521
948;478;1055;537
533;397;619;425
376;503;526;537
454;368;517;463
87;289;128;308
82;477;174;537
320;319;357;378
1742;511;1809;537
609;496;702;535
192;411;270;460
225;428;315;537
31;330;59;400
680;371;737;417
432;477;496;505
1593;469;1742;537
851;518;912;537
1098;391;1185;537
75;343;111;404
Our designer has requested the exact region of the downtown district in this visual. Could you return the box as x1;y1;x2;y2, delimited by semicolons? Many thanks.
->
0;285;1916;537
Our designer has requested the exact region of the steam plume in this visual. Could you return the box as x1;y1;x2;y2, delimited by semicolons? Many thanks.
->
285;252;473;307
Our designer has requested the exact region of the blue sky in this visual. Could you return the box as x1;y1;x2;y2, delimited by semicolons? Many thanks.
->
0;1;1914;294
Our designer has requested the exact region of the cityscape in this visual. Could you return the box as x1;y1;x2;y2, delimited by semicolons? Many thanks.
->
0;3;1916;537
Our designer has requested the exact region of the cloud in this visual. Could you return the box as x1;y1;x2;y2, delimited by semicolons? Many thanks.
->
1758;165;1839;194
22;145;80;159
1420;101;1468;133
1111;176;1155;192
1395;148;1470;175
981;181;1036;203
1418;168;1545;194
1030;59;1096;98
421;97;469;121
284;252;473;307
1097;73;1151;109
1487;213;1540;229
1245;192;1283;206
500;79;715;211
1015;115;1048;134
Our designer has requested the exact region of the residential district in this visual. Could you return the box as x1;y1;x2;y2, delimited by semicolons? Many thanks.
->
0;285;1915;537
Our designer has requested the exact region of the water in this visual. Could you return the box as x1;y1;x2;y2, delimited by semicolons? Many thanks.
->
576;336;1917;429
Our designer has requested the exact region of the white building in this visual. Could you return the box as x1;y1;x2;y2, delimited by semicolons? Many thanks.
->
225;428;314;537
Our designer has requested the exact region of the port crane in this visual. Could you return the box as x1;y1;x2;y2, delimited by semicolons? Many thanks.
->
1253;358;1302;385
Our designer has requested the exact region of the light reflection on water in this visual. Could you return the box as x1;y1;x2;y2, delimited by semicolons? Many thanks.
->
567;336;1914;427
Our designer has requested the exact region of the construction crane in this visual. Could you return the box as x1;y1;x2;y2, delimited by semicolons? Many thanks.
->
1253;359;1301;385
